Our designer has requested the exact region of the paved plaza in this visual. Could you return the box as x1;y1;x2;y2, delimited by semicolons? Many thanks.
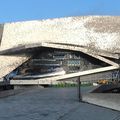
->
0;87;120;120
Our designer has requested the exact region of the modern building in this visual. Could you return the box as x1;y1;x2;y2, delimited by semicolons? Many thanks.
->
0;16;120;85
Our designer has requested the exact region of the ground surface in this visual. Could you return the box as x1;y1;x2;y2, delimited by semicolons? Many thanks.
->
0;87;120;120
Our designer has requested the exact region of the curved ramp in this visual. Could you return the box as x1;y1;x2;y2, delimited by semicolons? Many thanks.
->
83;93;120;111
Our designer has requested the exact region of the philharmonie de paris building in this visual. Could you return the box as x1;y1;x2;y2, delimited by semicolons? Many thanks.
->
0;16;120;88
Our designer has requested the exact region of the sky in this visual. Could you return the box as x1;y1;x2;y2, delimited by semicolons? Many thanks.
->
0;0;120;23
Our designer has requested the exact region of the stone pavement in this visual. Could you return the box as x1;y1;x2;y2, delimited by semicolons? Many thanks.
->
0;87;119;120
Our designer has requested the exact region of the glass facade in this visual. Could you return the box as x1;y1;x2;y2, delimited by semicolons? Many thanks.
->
6;49;108;80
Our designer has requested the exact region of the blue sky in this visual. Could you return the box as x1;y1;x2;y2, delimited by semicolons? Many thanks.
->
0;0;120;23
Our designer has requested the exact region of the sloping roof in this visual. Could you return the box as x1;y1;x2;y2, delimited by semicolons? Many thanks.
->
0;16;120;53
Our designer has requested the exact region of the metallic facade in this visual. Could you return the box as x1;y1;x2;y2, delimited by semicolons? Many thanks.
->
0;16;120;79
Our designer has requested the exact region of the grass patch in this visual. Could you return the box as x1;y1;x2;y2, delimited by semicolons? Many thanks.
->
51;83;92;88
